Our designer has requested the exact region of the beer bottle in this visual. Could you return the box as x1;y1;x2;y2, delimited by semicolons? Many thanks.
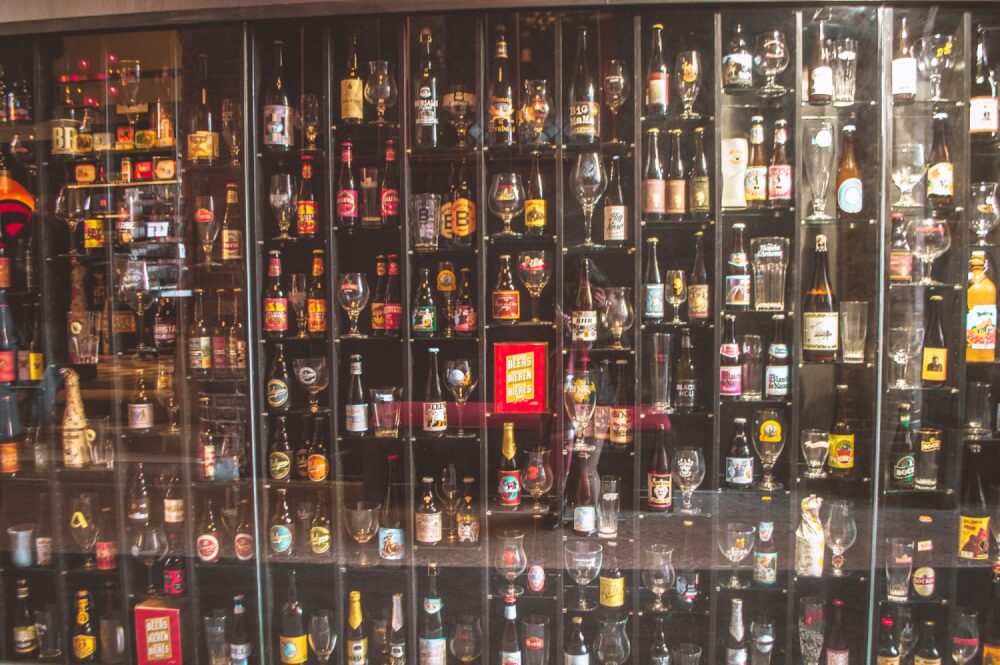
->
642;128;665;222
825;598;849;663
803;234;838;362
0;393;17;477
651;618;670;665
452;160;476;246
573;462;596;537
230;595;252;665
967;251;997;363
35;494;53;566
341;35;363;124
983;577;1000;662
836;119;863;219
413;28;439;149
162;531;185;594
646;23;669;115
726;598;749;662
423;348;447;436
220;182;242;263
280;570;307;664
454;268;478;336
419;564;446;665
307;249;327;337
267;343;291;412
912;515;936;599
416;477;443;546
440;164;457;246
189;288;213;374
526;515;547;594
296;155;318;237
745;115;768;207
187;54;218;165
233;497;255;562
12;579;37;658
411;268;438;337
492;255;520;324
676;519;701;610
380;139;400;226
725;417;754;488
604;155;627;245
828;385;854;477
564;617;588;664
380;453;406;561
768;119;792;205
876;616;900;665
127;462;151;528
674;327;698;411
263;250;288;340
525;153;546;235
892;17;917;104
499;597;521;665
388;591;406;665
572;258;597;343
196;498;222;563
71;589;97;662
723;23;754;93
647;424;672;512
889;403;915;489
665;129;687;216
345;354;368;434
263;40;294;155
345;590;368;665
959;443;990;561
371;255;387;336
719;314;742;398
269;489;294;558
307;414;330;482
498;422;521;508
154;296;177;356
689;127;711;216
337;139;360;230
764;314;789;398
309;491;332;558
921;295;948;385
971;25;999;144
211;288;230;371
386;254;406;335
609;359;632;446
927;112;954;210
488;26;514;147
913;620;941;665
808;19;833;105
643;237;664;322
599;541;625;609
593;359;612;443
94;506;118;570
125;369;154;432
456;476;481;544
753;495;777;585
888;213;913;284
725;223;750;309
689;231;710;320
568;26;599;144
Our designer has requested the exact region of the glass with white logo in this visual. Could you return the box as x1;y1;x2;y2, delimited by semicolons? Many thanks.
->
410;193;441;250
597;475;620;539
751;237;789;311
832;38;857;106
752;409;785;490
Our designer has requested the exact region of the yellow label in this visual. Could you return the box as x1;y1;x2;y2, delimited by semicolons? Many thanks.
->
280;634;308;664
759;419;782;443
452;198;476;237
525;198;546;228
187;131;219;161
599;576;624;608
921;347;947;382
959;515;991;560
828;433;855;469
341;79;364;121
73;635;96;659
983;645;1000;664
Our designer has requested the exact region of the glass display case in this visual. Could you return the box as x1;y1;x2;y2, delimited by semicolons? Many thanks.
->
0;4;998;665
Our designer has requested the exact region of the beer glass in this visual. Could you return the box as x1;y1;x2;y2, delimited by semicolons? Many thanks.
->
664;270;687;324
798;597;825;665
754;31;790;97
651;332;673;412
804;119;835;220
600;287;634;349
564;540;603;610
915;427;942;490
489;173;525;238
293;357;329;413
674;447;706;514
892;143;926;208
971;182;999;245
118;59;142;128
839;301;868;363
571;151;608;248
494;530;527;597
740;335;765;400
676;50;702;119
518;251;551;322
916;34;956;101
966;381;992;439
345;501;380;567
950;610;980;665
642;544;675;612
750;237;789;311
717;522;755;589
364;60;397;124
301;94;321;152
751;615;776;665
888;326;924;390
371;388;401;438
520;80;551;145
7;524;34;568
594;616;630;665
564;365;597;455
752;409;785;490
35;607;62;660
99;614;126;664
886;537;914;602
907;216;952;284
309;611;337;664
221;98;243;166
444;84;476;147
359;168;381;226
833;38;857;106
801;429;830;479
522;616;550;665
823;500;857;577
269;173;297;240
522;449;553;514
337;272;371;338
449;615;483;663
601;61;630;144
410;193;441;250
597;475;620;539
203;614;229;665
289;273;308;339
444;359;477;437
674;644;702;665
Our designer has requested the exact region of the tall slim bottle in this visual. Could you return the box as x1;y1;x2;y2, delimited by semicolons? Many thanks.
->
341;35;364;124
646;24;669;116
379;454;406;561
279;571;307;664
828;385;854;477
892;17;917;105
572;258;597;344
488;26;514;146
971;26;999;144
498;422;521;508
263;41;295;155
967;251;997;363
927;112;954;210
419;564;446;665
414;29;439;148
187;54;218;164
959;443;990;561
346;591;368;665
642;128;665;222
604;156;627;246
568;26;598;144
61;368;89;468
643;237;664;322
388;592;405;665
921;294;948;385
802;234;838;362
423;348;447;436
836;119;863;219
689;127;711;216
808;19;833;105
689;231;710;320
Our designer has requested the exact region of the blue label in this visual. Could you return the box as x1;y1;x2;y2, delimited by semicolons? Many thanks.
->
378;527;405;560
270;525;292;553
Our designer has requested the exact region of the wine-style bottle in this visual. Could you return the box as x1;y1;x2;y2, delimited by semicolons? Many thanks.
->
643;237;664;322
836;119;863;219
337;139;360;230
423;348;447;436
419;564;446;665
230;595;252;665
913;620;941;665
153;296;177;355
745;115;768;207
454;267;477;336
263;40;295;154
384;253;402;337
380;139;400;225
802;234;838;362
808;19;833;105
388;591;405;665
689;231;710;320
221;182;243;262
492;255;520;324
307;415;329;482
525;153;546;235
452;160;476;245
187;54;218;164
959;443;990;561
764;314;789;398
568;26;599;144
723;23;754;93
971;25;999;144
666;128;687;216
564;616;589;665
233;497;255;562
162;467;184;528
647;425;672;512
413;29;439;148
488;26;514;146
267;343;291;412
726;598;749;662
309;491;332;558
825;599;849;663
163;531;185;594
498;422;521;508
720;314;742;398
573;462;596;537
189;288;213;374
753;495;777;585
689;126;711;216
415;477;443;546
345;590;368;665
296;154;317;237
371;255;387;336
609;359;632;446
345;354;368;434
197;497;222;563
926;112;954;210
456;476;481;544
876;616;899;664
211;288;230;371
70;590;97;662
674;327;697;411
921;294;948;385
126;462;150;528
604;155;627;245
642;128;665;222
269;488;294;558
892;17;917;105
500;597;521;665
307;249;327;337
61;367;89;469
572;258;597;344
341;35;364;124
889;402;915;490
279;571;307;664
725;417;754;488
412;267;438;337
646;23;669;116
380;454;406;561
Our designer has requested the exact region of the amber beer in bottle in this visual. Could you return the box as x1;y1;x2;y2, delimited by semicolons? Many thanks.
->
492;255;520;324
341;35;364;123
488;26;514;146
280;571;307;664
828;385;855;477
745;115;768;207
381;140;400;225
370;255;387;336
971;26;999;144
642;128;665;222
413;29;439;148
803;234;838;362
966;251;997;363
604;155;627;245
689;127;711;216
572;258;597;343
808;19;834;105
525;153;546;235
307;249;327;337
725;223;750;310
197;498;222;563
263;250;288;340
892;17;918;104
599;541;625;609
71;589;97;662
665;129;687;216
646;24;669;115
768;119;792;205
498;422;521;508
345;591;368;665
384;254;402;336
689;231;710;320
927;112;954;210
719;314;742;398
337;139;360;230
13;580;37;658
296;155;317;237
836;120;863;219
921;295;948;385
647;424;672;512
221;182;242;262
568;26;599;144
310;491;332;557
959;443;990;561
380;454;406;561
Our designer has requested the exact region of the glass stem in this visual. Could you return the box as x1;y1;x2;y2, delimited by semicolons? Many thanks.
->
455;401;464;436
531;295;540;322
583;206;594;244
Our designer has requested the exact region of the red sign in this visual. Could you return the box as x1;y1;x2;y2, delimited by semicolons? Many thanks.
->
134;597;187;665
493;342;547;413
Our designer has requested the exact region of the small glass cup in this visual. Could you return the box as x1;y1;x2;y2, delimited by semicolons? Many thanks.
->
801;429;829;479
597;475;620;539
410;193;441;250
359;167;381;226
36;607;63;660
674;644;702;665
7;524;35;568
740;335;765;400
833;38;858;106
971;182;999;246
449;615;483;663
371;387;401;438
67;312;101;364
651;332;673;412
522;615;550;665
966;381;993;439
751;237;789;311
839;301;868;363
915;427;942;490
886;537;914;602
203;614;229;665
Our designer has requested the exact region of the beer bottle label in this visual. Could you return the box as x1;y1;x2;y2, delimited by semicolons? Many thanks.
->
423;401;447;432
725;456;753;485
370;302;386;331
231;643;251;665
744;166;767;203
307;454;329;481
921;346;947;382
725;274;751;307
764;363;789;397
0;351;16;382
892;453;915;485
688;284;709;318
307;298;327;333
666;180;687;214
493;291;520;321
267;379;289;409
753;551;777;584
457;514;480;543
269;525;293;555
966;304;997;352
768;164;792;200
691;176;711;212
726;647;748;665
913;657;941;665
280;634;308;664
526;198;547;228
234;532;255;561
414;87;439;126
826;649;849;665
264;297;289;332
981;646;1000;664
501;650;523;665
452;198;476;236
341;78;364;121
803;312;839;351
892;57;918;96
73;635;97;660
674;379;696;407
187;131;219;161
643;179;666;214
889;250;913;282
527;563;546;592
35;537;53;566
926;162;954;198
609;407;632;444
296;199;317;236
723;53;753;88
345;404;368;432
310;526;332;554
810;65;834;97
346;638;368;665
970;96;999;133
337;188;359;220
222;229;242;260
837;177;863;214
378;526;405;560
876;657;900;665
568;101;599;138
912;561;935;597
573;505;596;533
384;303;403;331
0;441;17;474
420;637;447;665
644;284;665;318
412;305;437;333
164;498;185;524
719;362;742;397
599;575;625;607
566;654;589;665
571;310;597;342
416;511;443;544
959;515;990;560
498;468;522;507
648;471;672;510
604;204;626;240
128;403;154;429
263;105;294;147
827;434;855;469
164;567;185;594
647;72;669;106
454;305;477;332
96;539;118;569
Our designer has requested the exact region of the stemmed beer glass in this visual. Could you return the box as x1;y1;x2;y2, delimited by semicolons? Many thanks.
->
601;60;630;144
754;31;790;97
600;287;634;349
443;359;477;437
676;50;702;118
804;119;835;220
337;273;371;337
364;60;398;124
489;173;525;238
517;252;551;322
571;152;608;249
269;173;297;240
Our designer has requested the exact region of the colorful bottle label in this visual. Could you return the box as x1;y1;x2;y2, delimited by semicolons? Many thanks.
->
345;404;368;432
768;164;792;200
493;291;520;321
279;634;308;664
296;199;317;236
338;189;359;220
970;96;999;133
498;468;522;507
921;346;947;382
163;567;185;594
725;456;753;485
926;162;954;199
720;365;742;396
967;304;997;352
527;563;546;592
568;101;599;139
96;539;118;569
744;166;767;203
525;198;546;229
648;471;672;511
604;204;626;239
380;187;399;219
837;177;863;214
164;498;185;524
828;434;855;469
725;274;751;307
571;310;597;342
346;638;368;665
307;454;329;481
455;305;477;332
415;512;442;544
423;402;447;432
643;179;666;214
803;312;839;351
412;306;437;333
889;250;913;282
688;284;709;318
234;533;255;561
264;297;289;332
269;525;292;554
958;515;990;560
753;550;777;585
644;284;665;318
378;526;405;560
599;575;625;607
263;105;293;147
310;525;332;554
723;53;753;88
197;533;221;561
267;379;289;409
73;635;97;660
666;180;687;214
341;78;364;120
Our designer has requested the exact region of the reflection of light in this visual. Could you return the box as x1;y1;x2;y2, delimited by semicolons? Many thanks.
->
0;167;35;241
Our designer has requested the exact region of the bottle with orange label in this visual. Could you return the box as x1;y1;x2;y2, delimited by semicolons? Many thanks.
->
492;255;520;324
307;249;327;337
967;251;997;363
0;394;17;476
296;154;317;237
263;250;288;341
306;414;329;482
71;589;97;662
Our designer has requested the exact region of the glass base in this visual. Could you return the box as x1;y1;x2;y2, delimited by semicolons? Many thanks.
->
574;598;597;611
494;229;522;239
677;505;702;515
804;211;834;221
500;584;524;598
273;232;293;241
720;575;749;590
757;84;787;98
571;241;606;250
753;478;784;491
966;426;992;440
679;110;701;120
199;260;222;267
802;469;827;479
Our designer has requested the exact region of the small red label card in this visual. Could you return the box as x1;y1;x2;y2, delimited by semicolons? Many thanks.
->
493;342;547;413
